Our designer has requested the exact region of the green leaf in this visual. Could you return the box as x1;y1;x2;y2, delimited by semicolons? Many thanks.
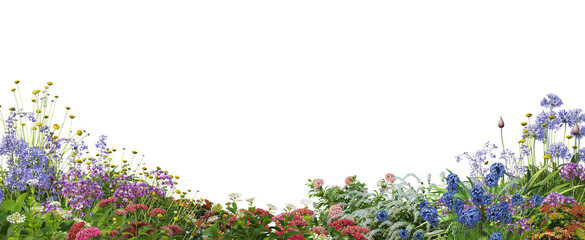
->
0;200;15;212
14;193;28;213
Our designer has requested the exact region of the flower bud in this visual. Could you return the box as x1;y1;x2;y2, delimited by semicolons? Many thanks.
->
498;117;504;128
572;124;580;136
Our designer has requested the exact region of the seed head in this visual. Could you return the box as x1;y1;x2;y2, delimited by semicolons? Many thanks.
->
548;115;555;119
573;146;578;149
47;81;53;86
521;122;527;126
567;135;573;139
544;154;551;160
526;113;532;117
77;130;82;136
11;88;15;92
53;124;59;130
69;115;75;119
14;80;20;84
541;123;547;127
498;117;504;128
519;139;525;143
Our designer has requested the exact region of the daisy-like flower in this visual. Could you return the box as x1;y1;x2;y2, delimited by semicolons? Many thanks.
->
7;212;26;224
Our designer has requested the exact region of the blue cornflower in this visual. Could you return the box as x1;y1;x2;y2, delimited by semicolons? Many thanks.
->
532;194;543;206
419;200;429;209
540;93;563;109
483;194;492;206
441;192;453;209
446;173;459;193
511;194;524;206
490;232;503;240
485;173;498;188
413;232;424;240
490;162;506;179
399;229;409;239
376;210;389;222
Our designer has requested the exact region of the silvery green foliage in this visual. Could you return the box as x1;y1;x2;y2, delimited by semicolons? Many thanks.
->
336;172;446;240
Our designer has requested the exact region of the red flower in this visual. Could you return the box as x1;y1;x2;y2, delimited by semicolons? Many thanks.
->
147;208;166;217
329;219;357;231
68;222;85;240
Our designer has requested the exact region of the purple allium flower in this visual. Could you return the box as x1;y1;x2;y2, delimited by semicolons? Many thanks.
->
376;210;388;222
490;232;502;240
511;194;523;206
531;194;543;206
559;162;585;181
446;173;459;193
485;173;498;188
399;229;409;239
542;192;577;207
540;93;563;109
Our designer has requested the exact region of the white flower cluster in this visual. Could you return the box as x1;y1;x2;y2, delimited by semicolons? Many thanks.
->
228;193;241;200
266;203;277;211
27;179;39;187
285;203;296;210
207;216;219;223
7;212;26;224
300;198;311;206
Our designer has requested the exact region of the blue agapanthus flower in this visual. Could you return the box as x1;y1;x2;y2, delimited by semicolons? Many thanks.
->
376;210;388;222
532;194;543;206
0;190;4;204
490;162;506;179
399;229;409;239
413;232;424;240
547;142;570;160
540;93;563;109
511;194;524;206
446;173;460;193
490;232;503;240
485;173;498;188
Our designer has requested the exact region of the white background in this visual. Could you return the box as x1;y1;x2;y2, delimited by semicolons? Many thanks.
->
1;1;584;210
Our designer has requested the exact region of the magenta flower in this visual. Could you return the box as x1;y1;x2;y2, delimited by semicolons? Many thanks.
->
75;227;101;240
313;178;324;189
385;173;396;184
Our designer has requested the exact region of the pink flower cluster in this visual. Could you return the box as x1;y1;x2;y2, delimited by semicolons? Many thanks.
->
328;204;343;219
385;173;396;183
345;176;354;185
75;227;101;240
160;225;182;237
147;208;166;217
310;226;328;236
313;178;324;189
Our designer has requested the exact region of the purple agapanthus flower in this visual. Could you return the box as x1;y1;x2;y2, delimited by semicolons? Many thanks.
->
546;142;570;161
540;93;563;109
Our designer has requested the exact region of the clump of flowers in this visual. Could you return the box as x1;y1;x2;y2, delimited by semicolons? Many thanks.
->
542;192;577;208
559;162;585;181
